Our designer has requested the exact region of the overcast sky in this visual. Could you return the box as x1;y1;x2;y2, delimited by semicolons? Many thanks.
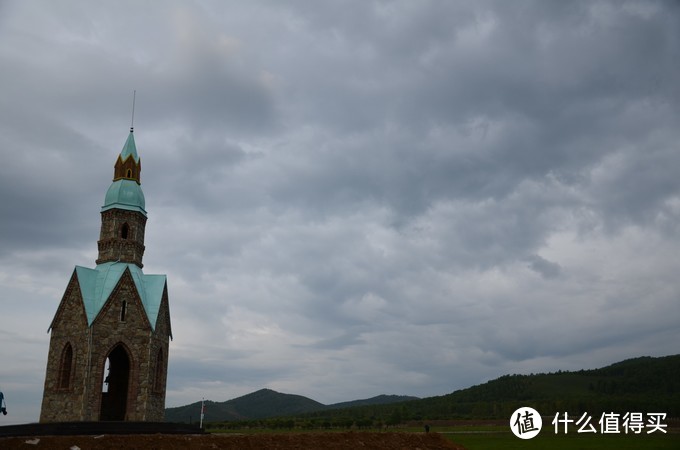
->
1;0;679;424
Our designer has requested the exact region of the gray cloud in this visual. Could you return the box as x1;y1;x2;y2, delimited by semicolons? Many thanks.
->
1;0;679;424
526;254;561;279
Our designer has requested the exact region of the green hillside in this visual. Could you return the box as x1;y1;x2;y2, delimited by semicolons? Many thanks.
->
297;354;680;424
167;354;679;425
327;394;419;410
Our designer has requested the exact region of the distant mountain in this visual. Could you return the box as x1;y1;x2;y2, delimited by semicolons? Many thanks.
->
164;388;417;423
166;354;679;424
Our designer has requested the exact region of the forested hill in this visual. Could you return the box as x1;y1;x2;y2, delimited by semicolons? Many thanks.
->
165;389;324;423
423;354;679;417
447;355;678;402
165;389;417;423
298;354;680;423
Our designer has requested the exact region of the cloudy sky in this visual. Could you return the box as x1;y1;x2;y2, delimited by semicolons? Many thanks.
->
1;0;679;424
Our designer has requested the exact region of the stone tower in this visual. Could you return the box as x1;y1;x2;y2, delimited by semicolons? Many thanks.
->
40;129;172;423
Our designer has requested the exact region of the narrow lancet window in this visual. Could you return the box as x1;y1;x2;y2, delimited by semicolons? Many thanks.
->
120;300;127;322
59;343;73;390
121;223;129;239
154;349;164;392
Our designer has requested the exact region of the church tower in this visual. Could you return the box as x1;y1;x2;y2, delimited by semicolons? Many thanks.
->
40;128;172;423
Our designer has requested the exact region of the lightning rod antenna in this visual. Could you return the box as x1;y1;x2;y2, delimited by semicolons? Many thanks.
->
130;90;136;133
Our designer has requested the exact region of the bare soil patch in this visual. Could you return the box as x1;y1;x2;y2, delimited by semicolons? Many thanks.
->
0;431;465;449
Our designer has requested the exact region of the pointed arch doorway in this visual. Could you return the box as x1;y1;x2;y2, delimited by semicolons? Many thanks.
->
100;344;130;420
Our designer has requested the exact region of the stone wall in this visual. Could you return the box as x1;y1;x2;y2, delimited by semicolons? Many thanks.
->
96;209;147;268
40;271;89;422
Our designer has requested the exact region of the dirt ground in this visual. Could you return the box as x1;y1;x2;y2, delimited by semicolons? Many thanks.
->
0;432;466;450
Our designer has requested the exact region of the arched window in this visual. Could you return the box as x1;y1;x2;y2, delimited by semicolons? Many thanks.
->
121;223;129;240
58;343;73;390
126;169;132;178
154;349;164;393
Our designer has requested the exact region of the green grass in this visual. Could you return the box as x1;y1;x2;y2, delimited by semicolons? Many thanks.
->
399;420;680;449
208;425;678;449
444;430;679;450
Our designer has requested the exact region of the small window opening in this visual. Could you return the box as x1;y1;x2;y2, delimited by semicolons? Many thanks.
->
126;169;132;178
59;343;73;390
120;300;127;322
154;349;164;392
121;223;129;240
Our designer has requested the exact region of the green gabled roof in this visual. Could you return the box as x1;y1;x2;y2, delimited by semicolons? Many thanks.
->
75;262;167;331
120;131;139;163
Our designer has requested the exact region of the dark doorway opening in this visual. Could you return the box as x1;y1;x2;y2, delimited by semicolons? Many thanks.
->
100;344;130;421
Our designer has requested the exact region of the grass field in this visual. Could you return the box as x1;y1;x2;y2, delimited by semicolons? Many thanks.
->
209;425;678;449
441;430;678;450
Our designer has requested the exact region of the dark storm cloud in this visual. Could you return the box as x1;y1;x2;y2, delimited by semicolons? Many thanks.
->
0;107;104;254
230;0;680;229
525;254;561;279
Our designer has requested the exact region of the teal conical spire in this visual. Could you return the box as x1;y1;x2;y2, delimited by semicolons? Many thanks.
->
120;130;140;163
